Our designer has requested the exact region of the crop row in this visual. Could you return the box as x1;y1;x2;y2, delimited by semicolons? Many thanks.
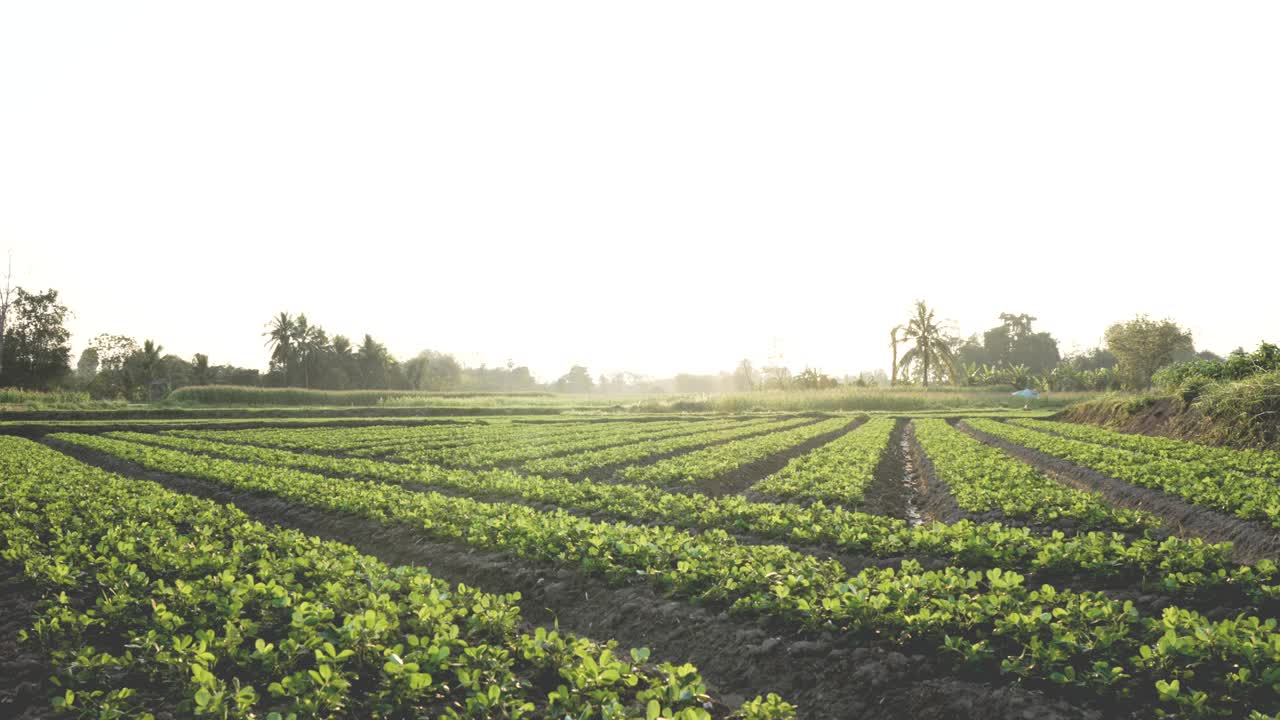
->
346;419;689;460
751;418;896;505
50;433;1280;716
103;429;1266;598
913;419;1156;532
520;418;804;477
966;419;1280;528
619;418;851;485
341;418;693;457
1011;419;1280;479
0;437;784;719
373;418;760;467
171;416;576;452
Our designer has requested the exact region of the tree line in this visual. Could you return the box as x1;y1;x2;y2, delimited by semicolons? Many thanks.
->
260;311;536;393
882;300;1223;392
0;276;1246;400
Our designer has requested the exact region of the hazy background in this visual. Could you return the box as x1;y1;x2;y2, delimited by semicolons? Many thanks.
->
3;2;1277;382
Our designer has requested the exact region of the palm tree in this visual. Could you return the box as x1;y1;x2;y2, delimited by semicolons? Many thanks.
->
357;334;389;389
264;312;295;381
889;325;904;386
330;335;355;388
898;301;957;388
289;314;327;388
139;340;164;382
192;353;210;385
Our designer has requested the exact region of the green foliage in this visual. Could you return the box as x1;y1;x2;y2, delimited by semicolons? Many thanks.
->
523;417;783;475
1104;315;1195;390
897;300;958;387
167;385;553;406
555;365;595;393
0;287;72;389
633;388;1099;413
1011;418;1280;479
620;418;850;484
914;419;1156;531
114;422;1262;596
0;436;747;717
1154;342;1280;388
968;418;1280;527
1193;369;1280;446
0;386;99;409
31;416;1280;716
754;418;896;504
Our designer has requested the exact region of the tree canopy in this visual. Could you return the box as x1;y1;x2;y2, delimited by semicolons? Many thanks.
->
1104;315;1195;390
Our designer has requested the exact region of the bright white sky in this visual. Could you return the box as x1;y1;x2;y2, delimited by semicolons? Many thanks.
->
3;2;1277;383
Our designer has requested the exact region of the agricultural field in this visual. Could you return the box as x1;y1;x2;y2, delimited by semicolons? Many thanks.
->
3;412;1280;719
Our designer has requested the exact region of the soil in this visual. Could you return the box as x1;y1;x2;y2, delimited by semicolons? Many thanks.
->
958;421;1280;565
903;422;968;524
860;419;915;520
42;438;1110;720
0;569;54;720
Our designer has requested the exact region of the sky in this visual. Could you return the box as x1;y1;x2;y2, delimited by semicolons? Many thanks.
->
2;2;1277;383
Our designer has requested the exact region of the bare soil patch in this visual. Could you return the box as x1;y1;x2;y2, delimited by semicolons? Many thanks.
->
0;569;54;720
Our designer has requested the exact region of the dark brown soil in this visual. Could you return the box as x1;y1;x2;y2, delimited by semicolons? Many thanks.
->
43;438;1108;720
859;419;914;520
958;422;1280;564
0;568;56;720
694;418;866;497
904;422;968;524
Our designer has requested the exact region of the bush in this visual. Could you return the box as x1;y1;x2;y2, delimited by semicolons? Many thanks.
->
1155;342;1280;388
1193;369;1280;445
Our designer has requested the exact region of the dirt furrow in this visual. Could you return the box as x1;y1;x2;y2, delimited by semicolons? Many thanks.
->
903;422;968;524
958;422;1280;564
0;568;53;720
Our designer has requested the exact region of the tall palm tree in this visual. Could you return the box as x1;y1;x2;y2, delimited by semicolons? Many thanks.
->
264;312;295;381
889;325;904;386
139;340;164;381
898;301;957;388
330;335;355;389
357;334;389;389
300;324;328;389
289;314;326;388
192;353;210;385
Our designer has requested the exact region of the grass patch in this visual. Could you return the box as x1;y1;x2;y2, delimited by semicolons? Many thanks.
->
166;385;554;406
0;387;126;410
628;388;1099;413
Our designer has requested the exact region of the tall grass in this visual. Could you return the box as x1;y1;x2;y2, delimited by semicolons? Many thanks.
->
0;387;124;410
1194;369;1280;446
166;385;554;407
167;385;1098;412
630;388;1099;413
